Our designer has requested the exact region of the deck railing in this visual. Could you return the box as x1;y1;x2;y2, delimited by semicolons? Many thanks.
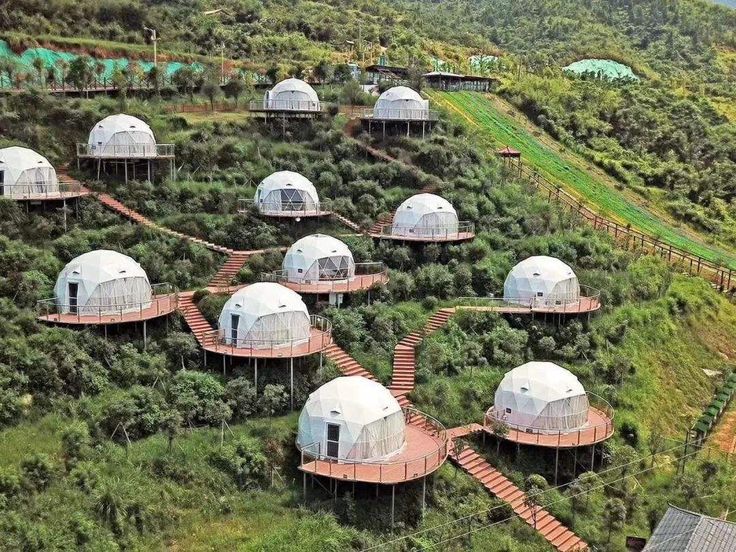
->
357;107;440;122
1;180;88;200
299;407;448;483
484;392;615;447
237;198;327;217
373;221;475;240
37;283;177;322
249;100;334;113
454;285;601;313
261;263;388;292
76;143;175;158
202;314;332;356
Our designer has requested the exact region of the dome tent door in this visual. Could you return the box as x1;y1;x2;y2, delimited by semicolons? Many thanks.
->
0;169;4;196
326;423;340;459
68;282;79;314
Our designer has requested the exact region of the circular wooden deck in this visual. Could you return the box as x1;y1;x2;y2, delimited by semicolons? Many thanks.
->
455;295;601;315
264;271;389;295
201;327;332;359
369;224;476;243
485;407;614;449
299;417;448;484
37;294;178;326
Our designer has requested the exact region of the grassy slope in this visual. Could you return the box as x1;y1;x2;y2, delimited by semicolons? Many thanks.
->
431;90;736;269
597;277;735;437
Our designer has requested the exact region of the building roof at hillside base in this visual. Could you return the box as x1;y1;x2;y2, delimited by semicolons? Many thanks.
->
643;505;736;551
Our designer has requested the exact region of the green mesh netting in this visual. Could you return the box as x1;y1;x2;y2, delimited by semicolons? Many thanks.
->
563;59;639;81
0;40;203;88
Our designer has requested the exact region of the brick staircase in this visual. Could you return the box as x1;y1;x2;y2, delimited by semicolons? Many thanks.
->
390;308;455;395
450;446;588;551
209;251;252;289
323;343;377;381
368;213;394;235
330;212;361;232
178;292;214;346
95;192;233;255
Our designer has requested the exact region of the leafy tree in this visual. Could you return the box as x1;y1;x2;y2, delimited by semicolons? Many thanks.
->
200;73;222;110
225;377;257;421
172;66;198;102
20;453;54;491
265;63;280;84
209;438;267;490
160;408;183;453
313;59;333;84
169;370;231;427
223;75;246;107
67;56;95;97
31;57;45;86
603;497;627;543
259;384;288;416
61;422;91;470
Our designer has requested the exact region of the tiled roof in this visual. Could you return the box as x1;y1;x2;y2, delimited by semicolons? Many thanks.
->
644;505;736;551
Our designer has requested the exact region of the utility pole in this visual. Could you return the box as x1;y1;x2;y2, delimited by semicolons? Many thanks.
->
144;26;158;67
220;42;226;84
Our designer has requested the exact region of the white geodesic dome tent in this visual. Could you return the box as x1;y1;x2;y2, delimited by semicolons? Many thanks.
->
0;146;59;198
87;114;157;158
254;171;320;215
493;362;589;433
264;78;321;111
391;193;459;237
218;283;311;349
283;234;355;282
503;256;580;307
297;376;406;461
374;86;429;120
54;250;152;316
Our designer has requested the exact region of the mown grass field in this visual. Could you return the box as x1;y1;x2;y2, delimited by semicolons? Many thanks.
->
432;91;736;269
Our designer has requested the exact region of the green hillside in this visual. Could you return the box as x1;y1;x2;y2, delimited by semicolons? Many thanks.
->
0;1;735;550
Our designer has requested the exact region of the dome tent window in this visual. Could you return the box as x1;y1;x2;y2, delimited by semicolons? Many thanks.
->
264;78;321;111
53;250;152;316
0;146;59;198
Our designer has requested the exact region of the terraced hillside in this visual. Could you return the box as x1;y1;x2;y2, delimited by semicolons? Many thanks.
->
432;91;736;270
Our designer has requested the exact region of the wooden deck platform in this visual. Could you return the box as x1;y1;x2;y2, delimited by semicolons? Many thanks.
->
264;271;389;295
37;294;178;326
455;295;601;315
299;423;447;484
368;228;476;243
485;407;614;449
201;327;332;359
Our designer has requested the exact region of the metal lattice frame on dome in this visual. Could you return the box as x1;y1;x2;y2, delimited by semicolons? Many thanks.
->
360;86;439;138
238;171;331;218
36;250;179;348
262;234;389;303
483;361;614;485
76;114;176;183
370;193;475;243
297;376;448;528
